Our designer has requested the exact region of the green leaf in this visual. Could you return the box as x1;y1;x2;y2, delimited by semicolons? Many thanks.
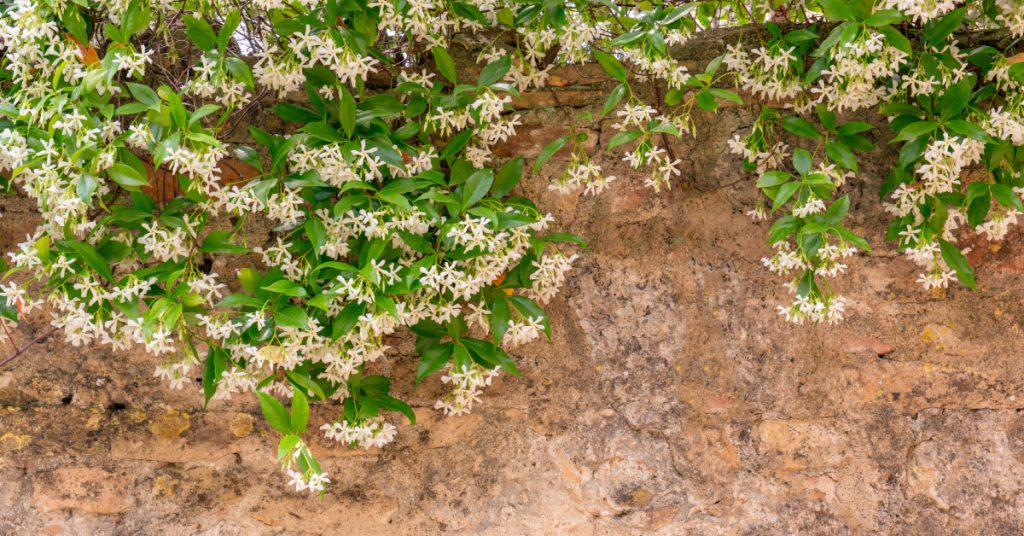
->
127;83;159;107
108;163;149;191
534;135;568;172
819;0;856;21
304;217;326;253
926;7;967;46
991;183;1024;211
62;6;89;44
216;293;262;308
815;22;853;56
452;342;472;372
507;295;551;339
489;346;521;376
440;129;473;161
225;57;254;89
200;230;247;254
831;225;872;253
864;9;903;26
782;116;820;139
358;94;404;119
825;141;858;171
219;9;240;52
893;121;939;143
202;347;225;407
271;103;320;123
783;29;818;44
825;195;850;224
377;395;416;424
792;148;813;175
946;119;988;141
709;88;743;105
184;15;217;52
967;188;991;226
432;46;457;84
262;279;307;297
303;122;346;142
695;90;717;112
257;392;291;435
332;301;366;340
277;435;301;460
592;49;627;82
290;389;309;433
836;121;873;136
478;55;511;86
757;171;793;188
491;157;522;198
60;240;115;282
938;238;975;289
811;107;833;131
275;305;309;329
77;173;97;201
286;370;326;400
768;215;797;243
542;232;587;248
462;169;493;208
939;75;975;120
606;130;642;151
490;294;510;345
772;182;801;211
609;29;645;47
603;83;628;117
757;172;794;190
416;341;453;383
339;86;356;138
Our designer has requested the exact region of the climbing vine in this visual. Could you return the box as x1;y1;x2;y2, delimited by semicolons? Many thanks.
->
0;0;1021;492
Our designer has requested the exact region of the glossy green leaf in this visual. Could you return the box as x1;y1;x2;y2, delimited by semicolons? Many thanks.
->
432;46;457;84
939;238;975;289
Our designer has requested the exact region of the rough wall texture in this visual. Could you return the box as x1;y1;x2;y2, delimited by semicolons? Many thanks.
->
4;33;1024;535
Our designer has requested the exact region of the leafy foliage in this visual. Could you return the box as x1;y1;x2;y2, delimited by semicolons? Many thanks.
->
0;0;1023;493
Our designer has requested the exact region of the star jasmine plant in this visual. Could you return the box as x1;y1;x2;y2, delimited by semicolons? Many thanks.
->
0;0;1022;492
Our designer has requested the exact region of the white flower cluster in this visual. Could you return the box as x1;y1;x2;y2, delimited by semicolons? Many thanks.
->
995;0;1024;37
812;31;908;112
901;43;969;98
724;43;804;106
622;47;692;90
886;134;984;219
478;47;553;92
877;0;957;23
614;104;683;192
904;237;959;290
425;89;522;169
548;155;616;196
254;26;378;98
434;362;500;416
372;0;468;47
765;242;852;324
777;292;847;325
321;416;398;449
528;252;578;304
727;108;790;177
287;470;331;494
188;55;251;109
986;98;1024;145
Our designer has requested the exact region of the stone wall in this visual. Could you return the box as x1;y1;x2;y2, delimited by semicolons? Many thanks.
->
4;33;1024;534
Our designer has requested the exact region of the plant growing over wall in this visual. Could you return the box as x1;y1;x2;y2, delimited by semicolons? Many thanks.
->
0;0;1021;492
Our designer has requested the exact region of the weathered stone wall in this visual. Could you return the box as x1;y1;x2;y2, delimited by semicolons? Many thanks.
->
4;33;1024;534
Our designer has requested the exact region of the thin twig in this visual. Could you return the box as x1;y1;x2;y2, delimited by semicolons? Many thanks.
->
0;325;58;369
0;320;17;352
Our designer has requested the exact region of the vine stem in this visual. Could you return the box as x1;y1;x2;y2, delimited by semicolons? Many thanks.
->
0;325;58;369
0;320;17;351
